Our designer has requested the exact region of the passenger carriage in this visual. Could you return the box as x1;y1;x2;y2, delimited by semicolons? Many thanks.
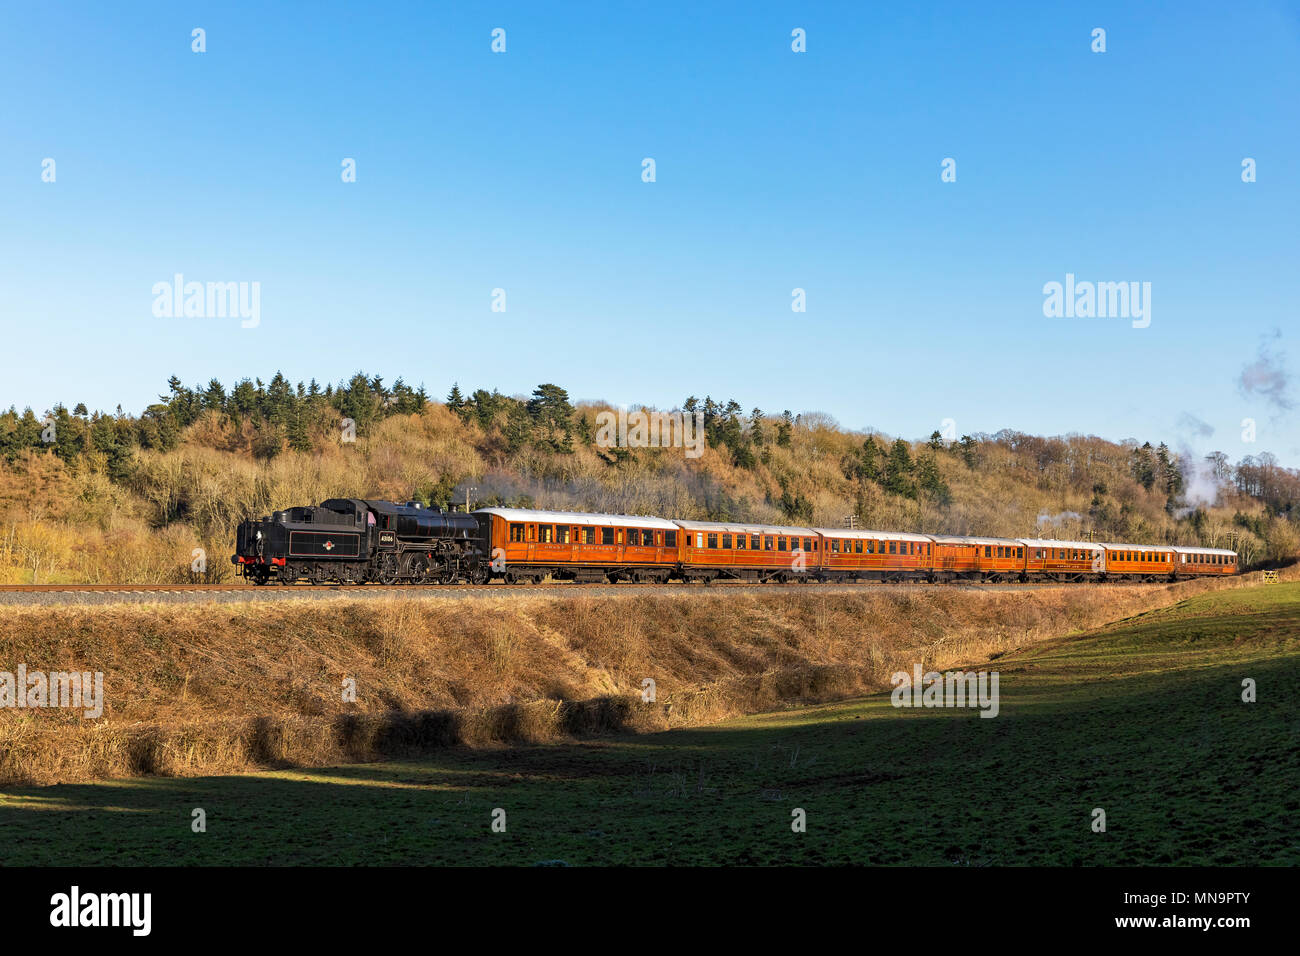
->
1100;542;1175;580
811;528;933;582
1172;546;1238;577
674;519;819;582
475;508;680;583
1021;538;1105;582
928;535;1025;581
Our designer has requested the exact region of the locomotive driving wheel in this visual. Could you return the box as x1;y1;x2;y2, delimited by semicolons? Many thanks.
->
376;554;400;585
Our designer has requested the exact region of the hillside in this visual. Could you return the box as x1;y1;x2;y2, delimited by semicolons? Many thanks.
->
1;373;1297;583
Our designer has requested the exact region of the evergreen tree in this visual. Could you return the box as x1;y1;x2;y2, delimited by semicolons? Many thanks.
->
884;439;916;498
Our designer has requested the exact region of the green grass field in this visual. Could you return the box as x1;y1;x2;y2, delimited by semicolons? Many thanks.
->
2;583;1297;866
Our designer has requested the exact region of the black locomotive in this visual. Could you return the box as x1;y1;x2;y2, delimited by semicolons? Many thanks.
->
232;498;487;585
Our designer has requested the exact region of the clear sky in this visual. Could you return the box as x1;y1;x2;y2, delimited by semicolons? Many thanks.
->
1;1;1297;465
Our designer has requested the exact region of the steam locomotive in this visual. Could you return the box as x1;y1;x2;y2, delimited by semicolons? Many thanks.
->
232;498;488;585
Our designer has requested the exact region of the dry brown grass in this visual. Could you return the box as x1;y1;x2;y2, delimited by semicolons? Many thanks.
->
0;571;1280;786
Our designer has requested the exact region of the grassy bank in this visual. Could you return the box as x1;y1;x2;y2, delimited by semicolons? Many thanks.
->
0;573;1278;786
1;582;1295;865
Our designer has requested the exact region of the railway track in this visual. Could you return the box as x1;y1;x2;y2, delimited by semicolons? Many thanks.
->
0;583;254;593
0;578;1169;606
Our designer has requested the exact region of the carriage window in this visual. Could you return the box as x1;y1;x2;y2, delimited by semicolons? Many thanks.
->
509;523;526;543
831;540;840;553
582;527;594;544
764;536;774;550
889;541;897;555
666;530;677;547
984;546;992;558
707;533;718;549
750;534;760;550
722;534;732;549
1016;547;1023;558
696;533;703;548
601;527;614;545
775;537;785;551
643;529;655;546
735;534;745;550
1036;549;1044;560
538;525;553;543
854;540;863;554
555;526;569;544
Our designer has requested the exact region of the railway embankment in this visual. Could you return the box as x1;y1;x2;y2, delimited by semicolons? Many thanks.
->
0;569;1288;785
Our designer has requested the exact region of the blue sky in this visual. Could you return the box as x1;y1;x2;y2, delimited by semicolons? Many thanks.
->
1;1;1297;465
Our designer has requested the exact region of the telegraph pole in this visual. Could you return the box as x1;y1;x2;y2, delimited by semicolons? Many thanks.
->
466;486;477;513
843;515;858;530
